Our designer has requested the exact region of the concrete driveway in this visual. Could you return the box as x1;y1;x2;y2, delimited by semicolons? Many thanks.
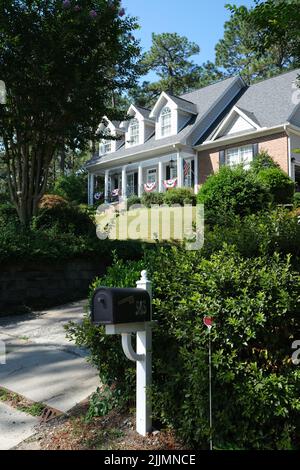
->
0;300;100;449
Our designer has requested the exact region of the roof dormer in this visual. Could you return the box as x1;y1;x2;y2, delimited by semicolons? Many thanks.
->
150;92;197;139
98;117;125;155
120;105;155;148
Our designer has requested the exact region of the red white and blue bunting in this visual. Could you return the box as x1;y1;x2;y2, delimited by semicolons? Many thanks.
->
144;182;156;193
94;192;103;201
111;188;120;197
163;178;177;190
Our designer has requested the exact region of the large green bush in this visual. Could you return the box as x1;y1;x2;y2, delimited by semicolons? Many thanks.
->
256;168;295;204
250;150;280;174
164;187;196;206
32;205;95;236
197;166;269;224
66;245;300;449
203;209;300;260
0;203;145;264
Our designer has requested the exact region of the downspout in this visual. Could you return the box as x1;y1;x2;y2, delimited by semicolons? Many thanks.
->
284;124;292;179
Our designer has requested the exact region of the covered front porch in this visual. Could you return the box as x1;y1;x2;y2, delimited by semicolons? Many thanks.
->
88;151;199;204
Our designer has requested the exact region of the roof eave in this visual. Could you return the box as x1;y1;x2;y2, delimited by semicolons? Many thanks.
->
195;123;288;151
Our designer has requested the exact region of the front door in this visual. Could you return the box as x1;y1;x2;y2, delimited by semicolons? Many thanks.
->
127;173;135;197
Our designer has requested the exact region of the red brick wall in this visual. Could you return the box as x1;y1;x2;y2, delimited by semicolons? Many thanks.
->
198;133;289;185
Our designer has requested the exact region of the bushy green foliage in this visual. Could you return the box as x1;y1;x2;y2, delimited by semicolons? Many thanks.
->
0;203;145;264
141;192;165;207
32;205;95;236
293;192;300;208
256;168;295;204
250;150;280;174
197;165;269;224
164;187;196;206
203;209;300;260
66;244;300;449
127;195;141;209
53;172;88;205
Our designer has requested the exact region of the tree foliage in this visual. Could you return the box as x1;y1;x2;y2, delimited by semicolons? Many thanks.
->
0;0;141;224
215;3;298;84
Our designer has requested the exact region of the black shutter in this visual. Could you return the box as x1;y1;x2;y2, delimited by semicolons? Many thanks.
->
191;159;195;187
134;172;138;195
252;143;259;159
219;150;225;167
166;165;171;180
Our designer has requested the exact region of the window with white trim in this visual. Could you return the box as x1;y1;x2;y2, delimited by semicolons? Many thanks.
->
160;106;172;137
100;128;112;155
147;168;157;184
129;118;139;146
225;145;253;169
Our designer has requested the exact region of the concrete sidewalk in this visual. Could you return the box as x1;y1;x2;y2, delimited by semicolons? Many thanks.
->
0;300;100;449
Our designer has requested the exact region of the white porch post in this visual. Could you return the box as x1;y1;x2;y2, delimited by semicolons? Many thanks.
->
104;170;109;203
158;161;163;192
122;165;127;199
88;173;94;205
194;154;199;194
138;165;143;197
177;151;183;187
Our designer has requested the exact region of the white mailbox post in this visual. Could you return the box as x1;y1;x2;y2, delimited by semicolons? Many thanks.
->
104;270;152;436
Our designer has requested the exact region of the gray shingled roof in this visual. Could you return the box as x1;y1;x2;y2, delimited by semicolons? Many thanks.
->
88;76;240;167
202;68;300;142
167;93;197;113
134;105;152;119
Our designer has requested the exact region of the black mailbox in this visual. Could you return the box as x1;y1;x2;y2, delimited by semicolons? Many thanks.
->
91;287;151;325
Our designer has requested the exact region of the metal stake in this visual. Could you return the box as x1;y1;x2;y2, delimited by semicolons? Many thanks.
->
208;329;213;450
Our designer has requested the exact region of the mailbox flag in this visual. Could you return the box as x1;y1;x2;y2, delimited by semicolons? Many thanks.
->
203;316;213;329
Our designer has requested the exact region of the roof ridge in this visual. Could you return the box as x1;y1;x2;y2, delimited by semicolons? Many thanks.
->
244;67;300;89
166;92;195;105
180;75;240;98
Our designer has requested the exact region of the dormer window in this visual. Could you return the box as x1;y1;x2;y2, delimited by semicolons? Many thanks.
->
100;128;112;155
129;118;139;146
161;106;172;137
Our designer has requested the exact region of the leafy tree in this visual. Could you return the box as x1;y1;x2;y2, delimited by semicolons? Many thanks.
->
216;4;298;84
0;0;141;225
141;32;202;96
237;0;300;67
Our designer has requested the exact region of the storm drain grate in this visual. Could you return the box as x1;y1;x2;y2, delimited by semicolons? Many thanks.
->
40;406;62;423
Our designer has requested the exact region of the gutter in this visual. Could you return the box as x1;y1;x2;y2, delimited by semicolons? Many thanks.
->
195;123;289;151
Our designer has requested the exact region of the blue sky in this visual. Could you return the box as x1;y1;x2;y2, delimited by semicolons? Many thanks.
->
124;0;255;81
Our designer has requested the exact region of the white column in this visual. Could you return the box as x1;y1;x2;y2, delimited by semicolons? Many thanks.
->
104;170;109;203
136;270;152;436
177;151;183;187
122;165;127;199
87;173;90;205
194;154;199;194
88;173;94;205
158;161;163;192
138;165;143;197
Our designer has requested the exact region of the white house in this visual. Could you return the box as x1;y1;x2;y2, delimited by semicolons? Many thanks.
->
87;69;300;203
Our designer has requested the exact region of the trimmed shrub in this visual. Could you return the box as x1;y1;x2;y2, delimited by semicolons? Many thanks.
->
127;195;141;209
164;187;196;206
141;192;164;207
256;168;295;204
66;246;300;449
197;165;269;224
53;172;88;204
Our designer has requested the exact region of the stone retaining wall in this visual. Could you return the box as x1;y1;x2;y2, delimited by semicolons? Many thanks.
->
0;258;108;314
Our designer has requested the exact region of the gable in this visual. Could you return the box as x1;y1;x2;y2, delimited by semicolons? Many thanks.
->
221;114;256;137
